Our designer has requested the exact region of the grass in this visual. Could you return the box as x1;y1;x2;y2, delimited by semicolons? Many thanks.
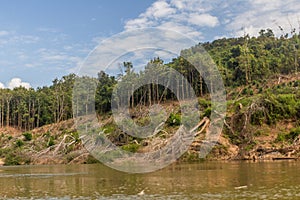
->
275;127;300;143
121;143;140;153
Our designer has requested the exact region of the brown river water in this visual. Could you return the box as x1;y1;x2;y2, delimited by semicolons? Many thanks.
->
0;161;299;199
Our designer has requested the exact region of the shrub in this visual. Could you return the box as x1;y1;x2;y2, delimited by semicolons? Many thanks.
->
22;132;32;141
203;107;212;118
275;132;286;143
15;140;24;147
286;127;300;141
245;141;257;151
43;131;51;137
167;113;181;126
47;136;55;147
136;116;151;126
242;88;248;95
198;98;211;108
275;128;300;143
261;93;297;124
295;103;300;118
5;153;22;165
71;131;80;143
254;130;264;137
121;143;140;153
249;89;254;96
103;123;117;133
251;110;265;125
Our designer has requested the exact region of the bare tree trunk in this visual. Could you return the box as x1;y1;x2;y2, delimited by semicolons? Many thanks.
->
6;97;11;127
199;75;203;97
181;75;185;100
1;100;4;127
148;84;152;106
131;84;134;108
0;102;1;128
28;100;31;130
294;45;298;73
37;99;40;128
176;79;180;100
86;93;89;116
156;79;159;103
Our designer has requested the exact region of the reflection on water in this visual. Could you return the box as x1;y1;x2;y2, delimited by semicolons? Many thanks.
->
0;161;299;199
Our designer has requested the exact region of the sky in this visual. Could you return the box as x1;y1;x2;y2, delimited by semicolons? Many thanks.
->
0;0;300;88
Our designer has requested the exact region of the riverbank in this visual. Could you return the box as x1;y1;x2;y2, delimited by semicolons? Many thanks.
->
0;74;299;165
1;32;300;166
0;113;299;166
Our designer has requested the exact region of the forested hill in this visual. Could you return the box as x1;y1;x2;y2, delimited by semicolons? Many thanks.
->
0;29;300;131
189;28;300;86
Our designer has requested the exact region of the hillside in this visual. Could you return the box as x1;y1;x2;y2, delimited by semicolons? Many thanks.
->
0;73;299;165
0;29;300;165
0;120;98;165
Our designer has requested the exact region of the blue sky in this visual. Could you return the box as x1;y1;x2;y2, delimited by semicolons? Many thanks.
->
0;0;299;88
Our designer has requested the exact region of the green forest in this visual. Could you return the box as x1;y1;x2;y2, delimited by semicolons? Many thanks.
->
0;28;300;165
0;29;300;162
1;29;299;129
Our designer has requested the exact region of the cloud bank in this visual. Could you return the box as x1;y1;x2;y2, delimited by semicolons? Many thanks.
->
0;78;31;89
124;0;221;40
124;0;300;41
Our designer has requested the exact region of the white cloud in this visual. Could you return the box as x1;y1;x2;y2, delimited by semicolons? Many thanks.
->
170;0;212;12
8;78;31;89
24;63;37;68
144;1;176;19
0;31;9;37
124;0;219;40
125;18;155;30
11;35;40;44
226;0;300;37
36;27;59;33
124;0;300;41
188;13;219;27
38;48;83;68
170;0;184;10
82;28;196;77
0;31;12;46
159;21;203;38
0;31;39;47
0;82;4;89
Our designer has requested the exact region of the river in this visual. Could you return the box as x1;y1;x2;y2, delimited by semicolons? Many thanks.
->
0;161;299;199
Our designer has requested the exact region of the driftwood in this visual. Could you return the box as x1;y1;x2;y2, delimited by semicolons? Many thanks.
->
190;117;210;135
153;122;165;135
53;134;75;155
68;152;90;164
224;119;235;136
272;157;297;160
34;147;52;159
193;118;210;137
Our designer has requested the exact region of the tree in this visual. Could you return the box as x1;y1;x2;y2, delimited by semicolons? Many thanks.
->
95;71;116;114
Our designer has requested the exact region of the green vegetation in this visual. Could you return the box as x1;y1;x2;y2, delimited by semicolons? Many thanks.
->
121;143;140;153
0;29;299;132
47;136;55;147
166;113;181;126
0;29;300;163
22;132;32;141
15;140;24;147
276;127;300;143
